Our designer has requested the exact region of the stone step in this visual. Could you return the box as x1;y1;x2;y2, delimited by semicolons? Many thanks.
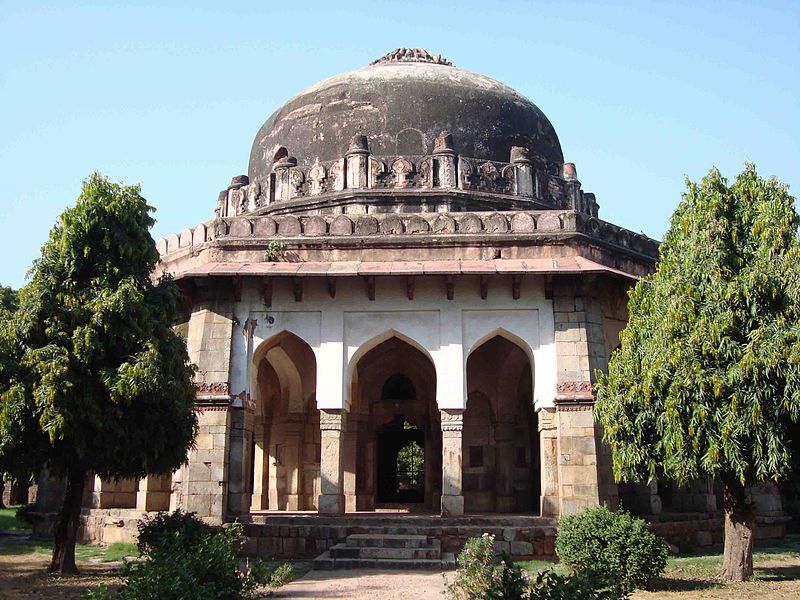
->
313;550;456;571
329;543;441;560
345;533;430;548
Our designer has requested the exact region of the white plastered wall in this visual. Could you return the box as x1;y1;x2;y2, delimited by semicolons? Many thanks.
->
226;274;557;412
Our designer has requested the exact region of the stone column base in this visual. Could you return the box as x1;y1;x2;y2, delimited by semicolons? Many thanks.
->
441;494;464;516
285;494;301;511
540;495;559;517
318;493;345;515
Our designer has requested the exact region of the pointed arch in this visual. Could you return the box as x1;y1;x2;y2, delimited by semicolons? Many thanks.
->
346;328;435;396
250;330;319;512
464;331;539;513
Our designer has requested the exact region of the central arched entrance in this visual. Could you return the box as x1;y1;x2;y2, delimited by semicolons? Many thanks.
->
345;334;440;512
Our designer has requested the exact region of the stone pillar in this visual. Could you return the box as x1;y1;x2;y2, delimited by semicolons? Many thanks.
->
552;276;610;515
538;407;559;516
318;409;346;514
343;429;358;513
227;407;254;516
345;135;369;189
250;421;270;511
185;408;230;521
440;409;465;516
694;478;717;512
169;467;184;512
494;422;515;512
433;132;457;189
562;163;582;212
182;288;235;524
510;146;534;197
282;421;303;511
136;475;172;512
273;156;297;201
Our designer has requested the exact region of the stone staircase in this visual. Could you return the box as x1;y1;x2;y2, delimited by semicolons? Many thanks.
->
313;533;456;570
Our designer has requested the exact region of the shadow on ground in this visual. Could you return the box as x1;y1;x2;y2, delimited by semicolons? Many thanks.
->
646;577;720;593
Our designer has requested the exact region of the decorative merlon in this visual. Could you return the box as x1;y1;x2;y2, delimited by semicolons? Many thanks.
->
155;209;659;262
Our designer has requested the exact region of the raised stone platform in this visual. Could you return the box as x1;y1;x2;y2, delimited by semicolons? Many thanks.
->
239;513;558;561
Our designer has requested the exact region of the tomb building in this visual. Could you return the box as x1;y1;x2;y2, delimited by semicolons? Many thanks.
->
65;48;785;559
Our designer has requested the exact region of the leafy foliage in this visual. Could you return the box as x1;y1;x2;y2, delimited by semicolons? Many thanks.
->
0;286;18;313
447;534;627;600
86;514;294;600
555;505;666;591
446;534;530;600
595;165;800;489
528;570;628;600
136;509;213;555
0;172;197;482
0;173;198;572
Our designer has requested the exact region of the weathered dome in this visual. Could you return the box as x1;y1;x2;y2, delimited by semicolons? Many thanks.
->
248;49;563;180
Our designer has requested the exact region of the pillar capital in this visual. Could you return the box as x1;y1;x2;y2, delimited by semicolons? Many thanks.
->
320;409;346;431
440;409;464;431
537;407;557;433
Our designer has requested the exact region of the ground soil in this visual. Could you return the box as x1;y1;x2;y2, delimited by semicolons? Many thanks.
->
0;550;121;599
1;543;799;599
631;555;800;600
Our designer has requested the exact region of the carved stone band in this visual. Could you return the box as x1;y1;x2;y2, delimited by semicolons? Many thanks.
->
440;409;464;431
195;381;230;395
556;381;593;393
319;410;345;431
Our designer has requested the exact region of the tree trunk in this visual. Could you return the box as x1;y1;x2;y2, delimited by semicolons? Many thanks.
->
721;482;756;581
49;469;86;575
0;478;6;509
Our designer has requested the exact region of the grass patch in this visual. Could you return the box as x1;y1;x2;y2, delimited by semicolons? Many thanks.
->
519;534;800;594
0;505;30;531
0;539;138;562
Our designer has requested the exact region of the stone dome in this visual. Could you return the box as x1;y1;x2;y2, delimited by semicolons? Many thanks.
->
248;48;564;181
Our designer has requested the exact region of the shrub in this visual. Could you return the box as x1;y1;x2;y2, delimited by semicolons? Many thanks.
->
529;570;628;600
114;522;253;600
446;533;530;600
249;559;296;588
86;514;271;600
135;509;213;555
555;505;667;591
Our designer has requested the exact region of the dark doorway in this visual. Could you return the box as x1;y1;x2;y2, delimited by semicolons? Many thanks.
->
377;416;425;504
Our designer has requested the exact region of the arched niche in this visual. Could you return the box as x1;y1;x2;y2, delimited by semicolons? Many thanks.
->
250;331;320;512
464;334;539;513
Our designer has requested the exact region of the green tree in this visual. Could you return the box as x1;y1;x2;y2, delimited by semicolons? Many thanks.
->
0;285;18;508
595;165;800;581
0;173;197;574
0;285;18;312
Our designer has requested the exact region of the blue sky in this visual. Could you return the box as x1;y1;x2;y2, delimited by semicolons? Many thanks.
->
1;1;797;288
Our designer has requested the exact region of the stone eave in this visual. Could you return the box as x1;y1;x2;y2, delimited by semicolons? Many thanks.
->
170;257;639;282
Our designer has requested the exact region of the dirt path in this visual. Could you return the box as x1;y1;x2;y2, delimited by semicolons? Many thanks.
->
274;569;448;599
0;549;121;600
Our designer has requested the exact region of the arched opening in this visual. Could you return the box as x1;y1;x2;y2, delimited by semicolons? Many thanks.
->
250;331;319;511
465;334;539;513
345;335;440;511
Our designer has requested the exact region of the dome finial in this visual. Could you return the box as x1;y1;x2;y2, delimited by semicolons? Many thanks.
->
370;48;453;67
